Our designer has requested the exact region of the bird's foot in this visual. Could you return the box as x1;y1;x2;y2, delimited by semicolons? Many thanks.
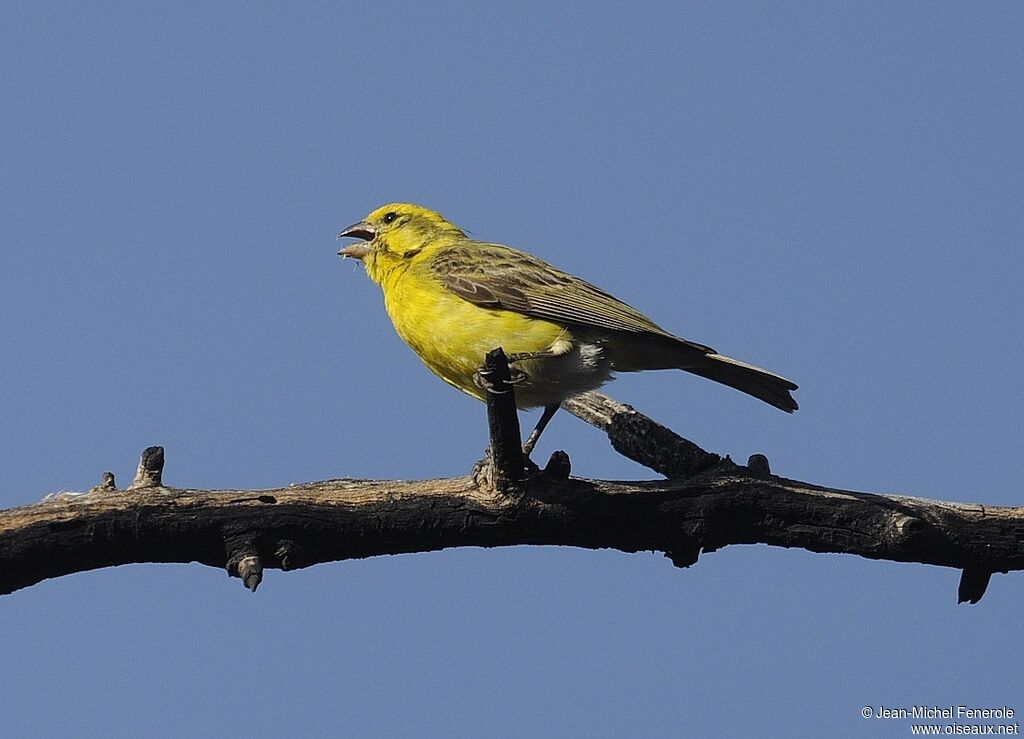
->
473;367;527;393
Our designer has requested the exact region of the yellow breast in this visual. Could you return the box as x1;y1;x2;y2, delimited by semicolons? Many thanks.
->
381;263;568;403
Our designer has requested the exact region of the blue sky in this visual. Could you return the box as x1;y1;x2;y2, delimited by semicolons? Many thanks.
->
2;3;1022;737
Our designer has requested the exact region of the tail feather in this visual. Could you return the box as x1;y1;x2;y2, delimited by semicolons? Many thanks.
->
686;353;798;412
600;332;799;412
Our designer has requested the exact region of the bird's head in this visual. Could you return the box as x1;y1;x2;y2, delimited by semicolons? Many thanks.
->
338;204;464;281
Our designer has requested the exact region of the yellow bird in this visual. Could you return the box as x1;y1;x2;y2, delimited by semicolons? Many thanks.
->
338;203;797;453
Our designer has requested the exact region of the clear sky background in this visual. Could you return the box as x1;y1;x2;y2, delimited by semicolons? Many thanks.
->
2;3;1022;737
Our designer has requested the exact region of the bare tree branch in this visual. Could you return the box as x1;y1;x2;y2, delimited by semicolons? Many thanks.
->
1;391;1021;602
479;347;524;490
562;392;723;477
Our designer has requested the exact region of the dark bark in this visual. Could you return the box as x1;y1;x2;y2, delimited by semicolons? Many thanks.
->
480;347;524;489
1;391;1020;602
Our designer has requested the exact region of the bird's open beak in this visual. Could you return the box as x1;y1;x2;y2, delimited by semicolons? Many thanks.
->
337;220;376;260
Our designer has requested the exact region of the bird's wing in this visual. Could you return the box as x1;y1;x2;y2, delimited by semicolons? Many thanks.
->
430;242;715;352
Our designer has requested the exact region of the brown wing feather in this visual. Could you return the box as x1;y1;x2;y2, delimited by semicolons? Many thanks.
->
431;242;715;353
429;241;799;412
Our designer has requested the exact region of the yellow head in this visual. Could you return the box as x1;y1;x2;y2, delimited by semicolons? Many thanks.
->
337;203;464;283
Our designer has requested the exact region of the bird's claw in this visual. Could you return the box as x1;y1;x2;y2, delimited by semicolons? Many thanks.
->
473;367;527;393
473;369;511;394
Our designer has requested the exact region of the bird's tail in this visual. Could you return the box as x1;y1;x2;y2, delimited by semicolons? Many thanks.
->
685;353;798;412
606;333;798;412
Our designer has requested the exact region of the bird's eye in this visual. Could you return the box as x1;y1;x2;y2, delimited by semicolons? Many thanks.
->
382;211;398;224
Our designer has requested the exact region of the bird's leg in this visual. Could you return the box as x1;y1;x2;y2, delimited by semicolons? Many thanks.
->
505;347;567;456
522;403;560;456
474;346;565;461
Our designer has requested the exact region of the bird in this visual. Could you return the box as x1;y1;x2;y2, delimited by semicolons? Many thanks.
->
337;203;797;454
